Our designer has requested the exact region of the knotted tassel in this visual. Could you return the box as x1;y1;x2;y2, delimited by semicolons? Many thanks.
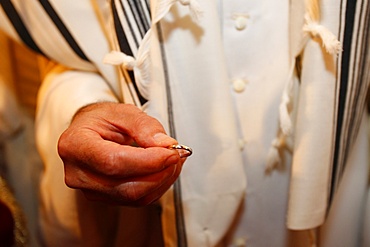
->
278;62;296;138
279;82;294;136
104;0;203;102
136;0;202;88
266;138;283;174
304;0;341;54
133;30;152;97
303;15;342;54
103;51;136;70
265;63;296;174
103;36;151;99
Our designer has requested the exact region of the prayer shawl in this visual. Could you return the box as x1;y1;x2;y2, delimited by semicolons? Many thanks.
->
107;0;370;245
0;0;369;246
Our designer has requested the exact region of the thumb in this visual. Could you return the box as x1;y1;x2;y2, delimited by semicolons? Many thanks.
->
152;132;178;147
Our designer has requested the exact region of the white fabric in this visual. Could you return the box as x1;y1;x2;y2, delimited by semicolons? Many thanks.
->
319;113;369;247
148;2;247;245
146;0;369;246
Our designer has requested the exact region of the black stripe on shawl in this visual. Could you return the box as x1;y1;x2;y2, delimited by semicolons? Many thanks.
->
156;22;188;247
111;0;147;105
361;5;370;115
38;0;89;62
137;0;150;29
0;0;45;55
342;0;370;173
330;0;358;203
112;0;133;56
128;0;150;37
144;0;151;18
118;0;139;47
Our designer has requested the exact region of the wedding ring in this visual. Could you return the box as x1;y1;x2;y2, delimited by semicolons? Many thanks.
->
168;144;193;158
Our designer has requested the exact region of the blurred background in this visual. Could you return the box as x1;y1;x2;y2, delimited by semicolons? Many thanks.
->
0;29;45;247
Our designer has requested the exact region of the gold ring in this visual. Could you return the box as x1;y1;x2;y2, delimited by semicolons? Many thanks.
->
168;144;193;158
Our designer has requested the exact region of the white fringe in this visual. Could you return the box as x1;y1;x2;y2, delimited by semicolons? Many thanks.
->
266;138;283;174
133;30;152;97
266;0;342;174
303;15;342;55
103;51;136;70
265;62;295;173
279;74;294;137
104;0;203;97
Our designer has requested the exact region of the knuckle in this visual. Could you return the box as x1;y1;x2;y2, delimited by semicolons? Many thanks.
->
57;131;71;159
63;165;87;190
64;173;78;189
134;112;152;128
100;151;122;176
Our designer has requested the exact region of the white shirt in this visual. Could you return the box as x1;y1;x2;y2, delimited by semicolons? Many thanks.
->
221;1;292;245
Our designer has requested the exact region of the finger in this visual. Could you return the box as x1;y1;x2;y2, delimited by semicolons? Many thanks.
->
71;103;178;148
59;123;181;177
96;104;177;148
135;159;184;205
62;129;180;177
69;162;182;206
92;142;180;177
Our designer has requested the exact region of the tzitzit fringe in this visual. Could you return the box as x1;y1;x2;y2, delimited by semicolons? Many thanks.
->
266;0;341;173
104;0;203;97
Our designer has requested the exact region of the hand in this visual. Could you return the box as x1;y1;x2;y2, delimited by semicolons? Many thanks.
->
58;102;185;206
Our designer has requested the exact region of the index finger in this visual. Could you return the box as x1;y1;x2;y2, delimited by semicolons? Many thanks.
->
77;138;181;178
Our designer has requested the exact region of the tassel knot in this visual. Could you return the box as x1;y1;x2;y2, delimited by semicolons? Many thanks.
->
265;62;296;174
103;51;136;70
303;15;342;55
265;138;283;174
279;81;294;136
